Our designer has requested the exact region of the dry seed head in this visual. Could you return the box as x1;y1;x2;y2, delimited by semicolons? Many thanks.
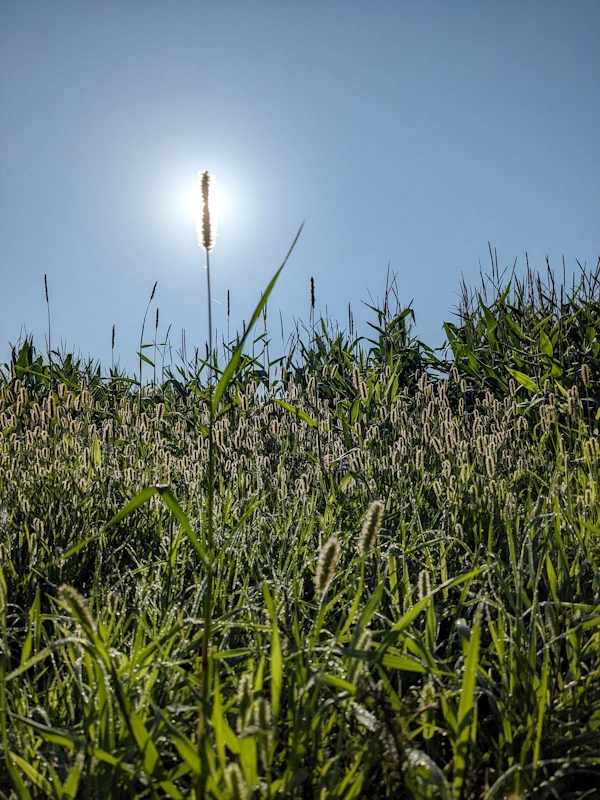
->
358;500;384;555
197;170;217;252
415;447;424;471
422;422;431;443
430;436;442;454
315;536;341;593
417;569;432;600
567;384;580;418
224;763;248;800
254;696;272;732
584;437;599;464
432;479;444;499
581;363;592;387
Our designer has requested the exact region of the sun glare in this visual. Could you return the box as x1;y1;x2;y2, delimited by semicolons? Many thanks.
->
164;170;238;253
184;177;224;229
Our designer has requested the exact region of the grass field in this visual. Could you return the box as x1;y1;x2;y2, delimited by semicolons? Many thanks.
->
1;243;600;798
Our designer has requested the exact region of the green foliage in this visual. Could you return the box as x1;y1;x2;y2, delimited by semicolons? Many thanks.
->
2;258;600;798
442;248;600;414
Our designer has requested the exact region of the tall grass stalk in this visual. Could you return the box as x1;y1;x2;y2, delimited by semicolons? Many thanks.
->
197;171;216;743
138;280;157;410
44;273;52;389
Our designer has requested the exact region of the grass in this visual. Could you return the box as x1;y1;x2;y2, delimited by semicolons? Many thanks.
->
1;238;600;798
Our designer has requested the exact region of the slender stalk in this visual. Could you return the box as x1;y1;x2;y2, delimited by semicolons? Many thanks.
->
111;324;115;373
139;281;157;412
196;172;217;795
153;307;159;389
201;245;215;699
44;274;53;389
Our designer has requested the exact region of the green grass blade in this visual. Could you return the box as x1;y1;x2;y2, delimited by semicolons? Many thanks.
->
263;581;283;719
8;753;53;798
102;485;209;568
102;486;158;530
211;222;304;413
272;399;318;427
532;650;550;775
453;613;480;798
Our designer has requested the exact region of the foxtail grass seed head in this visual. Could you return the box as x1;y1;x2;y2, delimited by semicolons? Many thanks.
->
197;170;217;253
417;569;432;600
224;763;248;800
358;378;369;403
315;536;341;593
582;363;592;387
358;500;384;555
236;672;253;733
59;584;96;635
584;437;598;464
254;696;272;733
255;696;273;770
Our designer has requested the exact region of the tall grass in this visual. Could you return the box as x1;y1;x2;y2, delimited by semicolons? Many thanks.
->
1;248;600;798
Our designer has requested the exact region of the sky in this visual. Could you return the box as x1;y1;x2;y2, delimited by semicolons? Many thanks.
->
1;1;599;377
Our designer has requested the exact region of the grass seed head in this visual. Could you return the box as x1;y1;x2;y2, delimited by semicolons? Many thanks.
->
417;569;432;600
236;672;253;733
584;437;598;464
224;763;248;800
358;500;384;555
581;363;592;386
315;536;341;593
59;584;97;635
197;170;217;252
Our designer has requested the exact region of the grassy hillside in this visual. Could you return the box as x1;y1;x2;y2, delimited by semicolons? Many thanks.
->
1;255;600;799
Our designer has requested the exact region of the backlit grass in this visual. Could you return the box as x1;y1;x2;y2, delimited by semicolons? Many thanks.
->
1;251;600;798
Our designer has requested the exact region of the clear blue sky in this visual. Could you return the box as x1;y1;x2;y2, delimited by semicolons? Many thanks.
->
1;1;599;374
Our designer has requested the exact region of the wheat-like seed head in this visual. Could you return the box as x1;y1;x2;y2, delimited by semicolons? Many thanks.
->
224;763;248;800
358;500;384;555
236;672;253;734
417;568;432;600
315;536;341;593
196;170;217;252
